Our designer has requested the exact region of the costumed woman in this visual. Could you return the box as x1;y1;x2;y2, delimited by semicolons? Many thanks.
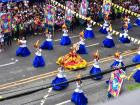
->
77;31;88;54
111;51;125;71
60;24;71;46
119;23;130;44
33;40;45;68
84;17;95;39
128;65;140;83
51;66;69;90
40;30;53;50
103;25;115;48
16;37;31;57
134;15;140;27
132;48;140;63
121;16;132;30
90;50;103;80
56;43;87;70
99;13;110;34
71;74;88;105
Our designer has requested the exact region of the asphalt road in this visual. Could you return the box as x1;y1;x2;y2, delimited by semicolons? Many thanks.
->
0;17;140;105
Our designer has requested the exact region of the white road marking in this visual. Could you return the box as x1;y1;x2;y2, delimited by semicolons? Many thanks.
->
55;100;71;105
86;43;100;48
54;35;79;42
0;59;18;68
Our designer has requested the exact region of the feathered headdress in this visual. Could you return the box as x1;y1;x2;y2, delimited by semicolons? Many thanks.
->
114;51;121;58
45;29;48;34
93;50;100;60
79;31;84;38
76;74;82;84
87;17;91;21
62;24;67;29
34;40;40;48
123;23;128;29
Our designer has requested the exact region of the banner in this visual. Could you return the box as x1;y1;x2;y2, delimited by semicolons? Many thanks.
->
65;1;74;22
108;69;126;97
79;0;89;17
45;5;55;26
0;13;12;33
102;0;112;15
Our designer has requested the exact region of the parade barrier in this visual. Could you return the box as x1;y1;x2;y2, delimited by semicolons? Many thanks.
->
111;3;140;17
50;0;140;45
0;62;140;102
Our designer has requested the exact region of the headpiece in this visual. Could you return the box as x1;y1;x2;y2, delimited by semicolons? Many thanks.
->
93;50;100;60
62;24;67;29
34;40;40;48
79;31;84;38
114;51;121;58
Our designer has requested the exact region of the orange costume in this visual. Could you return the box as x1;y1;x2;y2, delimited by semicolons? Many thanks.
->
56;44;87;70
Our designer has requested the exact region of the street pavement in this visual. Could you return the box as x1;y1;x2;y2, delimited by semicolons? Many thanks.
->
0;17;140;105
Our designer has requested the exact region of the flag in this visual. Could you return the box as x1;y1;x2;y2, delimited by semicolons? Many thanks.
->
102;0;112;15
79;0;89;17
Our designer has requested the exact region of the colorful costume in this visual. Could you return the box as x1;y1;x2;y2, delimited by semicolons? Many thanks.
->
90;51;103;80
51;67;69;90
119;29;130;43
16;38;31;57
71;76;88;105
33;48;45;68
134;16;140;27
132;50;140;63
99;20;109;34
103;32;115;48
77;32;88;54
60;24;71;46
111;51;125;71
56;44;87;70
40;32;53;50
84;18;94;39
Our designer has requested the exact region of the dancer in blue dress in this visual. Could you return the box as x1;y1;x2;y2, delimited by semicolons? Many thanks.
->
84;17;94;39
40;30;53;50
121;16;132;30
132;49;140;63
60;24;71;46
33;40;45;68
134;15;140;27
119;26;130;43
71;75;88;105
99;13;110;34
90;50;103;80
16;37;31;57
103;29;115;48
77;31;88;54
111;51;125;71
51;66;69;90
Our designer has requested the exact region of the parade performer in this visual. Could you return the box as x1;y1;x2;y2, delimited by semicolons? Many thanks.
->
90;50;103;80
56;43;87;70
77;31;88;54
40;30;53;50
132;48;140;63
119;24;130;43
99;13;110;34
122;16;132;30
71;74;88;105
103;27;115;48
16;37;31;57
134;15;140;27
111;51;125;71
33;40;45;68
51;66;69;90
84;17;94;39
128;65;140;83
60;24;71;46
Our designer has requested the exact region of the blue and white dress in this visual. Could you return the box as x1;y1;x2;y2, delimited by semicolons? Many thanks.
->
40;34;53;50
99;20;109;34
103;33;115;48
51;67;69;90
84;24;94;39
133;67;140;83
71;82;88;105
77;38;88;54
134;16;140;27
119;30;130;43
33;49;45;68
90;59;103;80
132;51;140;63
16;40;31;57
60;29;71;46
